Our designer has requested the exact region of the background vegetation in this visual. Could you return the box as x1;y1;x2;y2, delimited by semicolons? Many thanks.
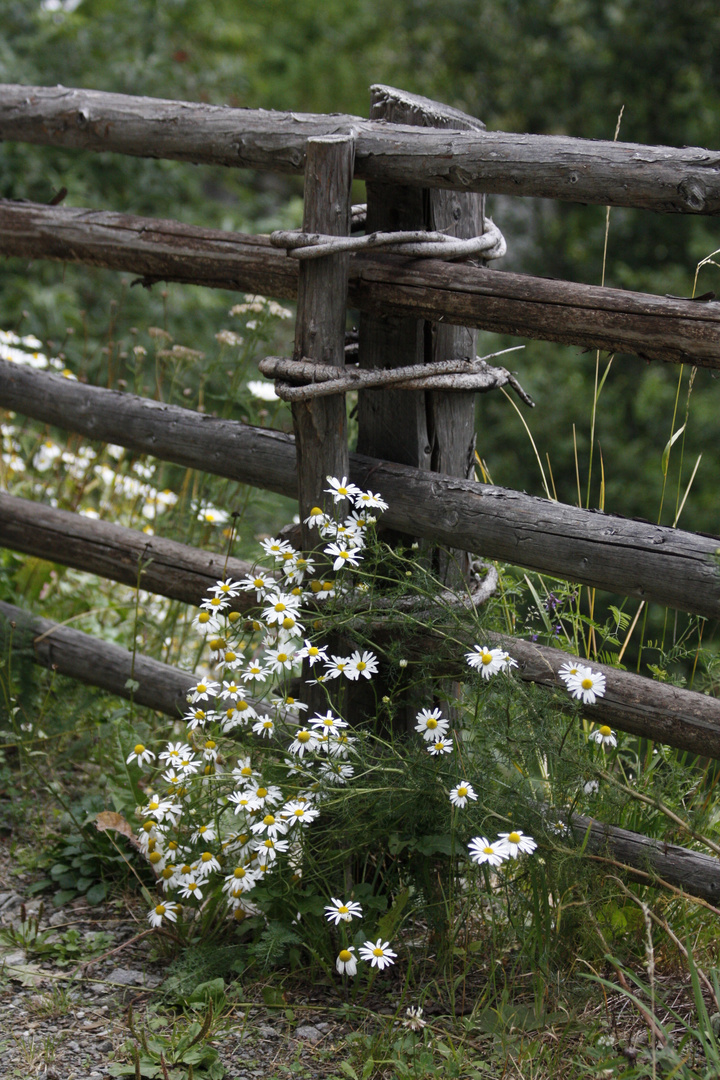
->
1;3;720;1075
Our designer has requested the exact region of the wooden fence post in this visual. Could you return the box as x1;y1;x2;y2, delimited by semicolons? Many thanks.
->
292;134;355;548
357;85;487;582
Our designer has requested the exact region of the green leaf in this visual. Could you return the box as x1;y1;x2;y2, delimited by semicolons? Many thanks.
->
339;1064;359;1080
85;882;108;905
53;889;77;907
661;423;685;476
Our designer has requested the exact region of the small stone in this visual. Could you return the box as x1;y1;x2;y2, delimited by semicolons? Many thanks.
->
295;1023;328;1043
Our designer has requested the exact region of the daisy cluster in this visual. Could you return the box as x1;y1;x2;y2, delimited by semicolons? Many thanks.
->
415;656;537;870
129;476;397;957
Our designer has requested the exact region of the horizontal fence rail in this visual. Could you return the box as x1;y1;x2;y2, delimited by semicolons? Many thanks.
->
0;493;255;610
3;200;720;368
2;492;719;757
1;85;720;213
2;596;719;901
2;359;719;619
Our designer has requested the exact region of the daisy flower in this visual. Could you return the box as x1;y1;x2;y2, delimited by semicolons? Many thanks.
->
282;800;320;827
222;866;257;894
359;939;397;970
558;660;591;684
191;610;221;635
468;837;507;867
354;489;388;511
187;679;221;703
590;724;617;748
296;640;328;667
191;823;217;844
250;813;288;839
126;743;156;767
310;710;348;735
449;781;478;808
566;668;607;704
242;661;269;683
143;795;181;824
318;760;355;785
288;728;319;757
178;877;204;901
196;851;221;876
325;475;362;503
259;537;294;560
239;572;275;601
345;650;379;681
252;717;276;739
324;897;363;925
262;591;302;626
323;655;351;680
465;645;517;679
335;947;357;976
427;737;453;756
147;903;178;928
304;506;330;529
247;784;284;809
324;542;363;572
263;646;296;674
253;837;290;863
209;578;242;598
159;742;193;765
415;707;450;741
497;830;537;858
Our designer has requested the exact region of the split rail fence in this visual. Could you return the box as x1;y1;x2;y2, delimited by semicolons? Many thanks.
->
1;83;720;899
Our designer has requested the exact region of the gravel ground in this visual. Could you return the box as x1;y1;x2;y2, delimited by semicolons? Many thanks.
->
0;842;358;1080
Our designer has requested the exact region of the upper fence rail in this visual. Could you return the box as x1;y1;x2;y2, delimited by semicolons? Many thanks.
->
1;84;720;214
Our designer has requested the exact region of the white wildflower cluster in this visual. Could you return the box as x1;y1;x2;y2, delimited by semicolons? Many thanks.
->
129;477;397;971
413;700;537;870
557;661;613;746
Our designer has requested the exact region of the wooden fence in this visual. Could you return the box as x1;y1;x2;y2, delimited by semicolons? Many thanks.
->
2;82;720;899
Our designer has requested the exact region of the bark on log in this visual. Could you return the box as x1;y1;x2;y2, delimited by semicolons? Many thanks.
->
2;597;719;902
1;491;719;758
0;492;257;611
565;811;720;903
1;84;720;213
3;199;720;369
0;598;195;717
2;359;719;619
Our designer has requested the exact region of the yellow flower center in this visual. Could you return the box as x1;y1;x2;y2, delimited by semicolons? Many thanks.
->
277;653;288;663
263;815;275;826
228;611;241;623
274;602;286;612
482;652;492;665
508;832;521;844
338;949;352;962
483;846;494;855
149;851;162;864
256;788;268;798
241;766;252;776
599;725;612;737
298;731;311;743
134;744;145;754
282;617;295;629
457;787;468;798
253;578;265;588
201;851;213;863
338;905;349;914
581;677;593;690
426;718;437;730
234;867;246;878
198;612;210;624
357;661;366;671
205;740;216;750
373;947;384;957
155;905;166;916
337;486;348;496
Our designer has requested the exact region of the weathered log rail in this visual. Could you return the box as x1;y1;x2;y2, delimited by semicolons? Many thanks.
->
3;199;720;368
1;84;720;213
3;596;719;902
2;360;719;620
2;491;719;758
